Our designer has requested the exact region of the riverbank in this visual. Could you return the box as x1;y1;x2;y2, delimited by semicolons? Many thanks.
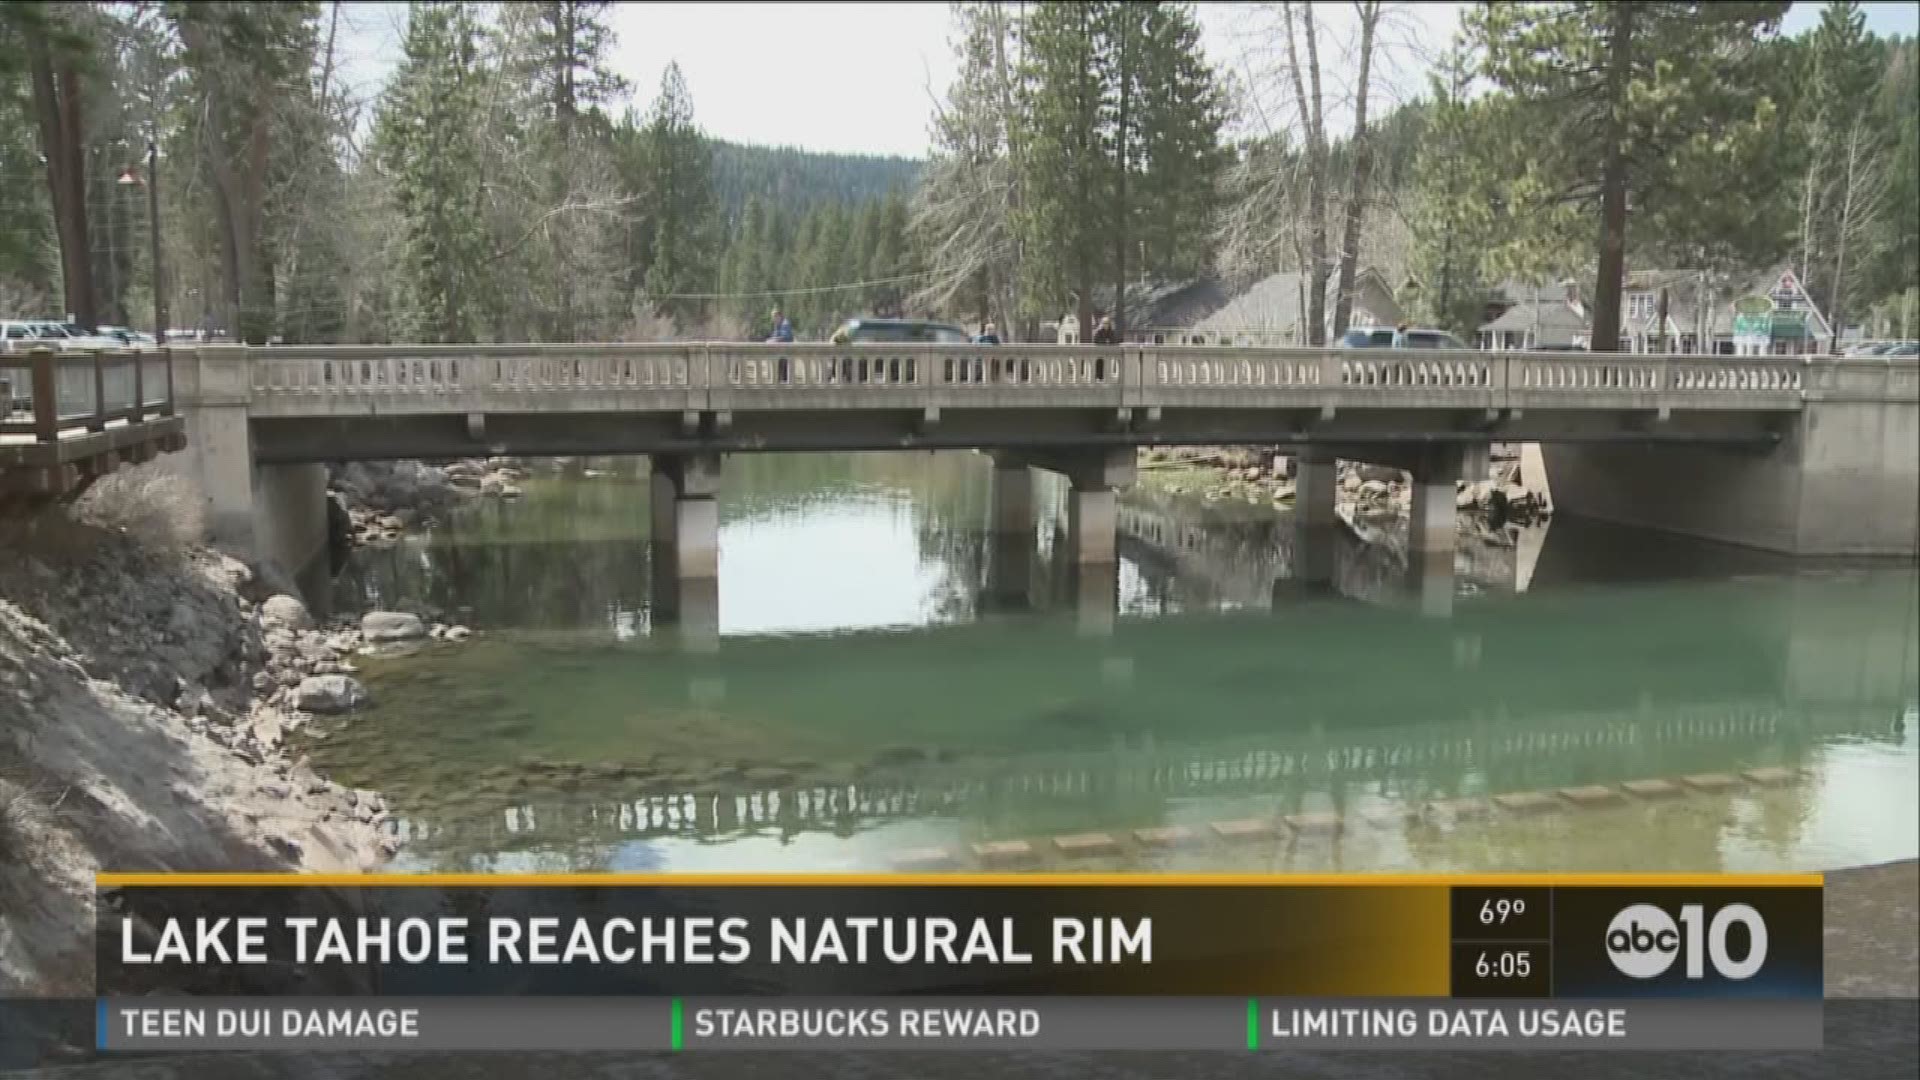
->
1137;444;1553;523
329;457;538;547
0;469;400;994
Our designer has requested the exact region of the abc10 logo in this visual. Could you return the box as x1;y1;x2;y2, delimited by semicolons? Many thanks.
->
1606;903;1767;980
1559;888;1820;995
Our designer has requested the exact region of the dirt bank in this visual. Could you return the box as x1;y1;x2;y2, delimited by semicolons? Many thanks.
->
0;471;396;995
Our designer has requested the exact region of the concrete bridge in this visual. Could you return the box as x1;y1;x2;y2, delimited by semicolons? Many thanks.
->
162;343;1917;586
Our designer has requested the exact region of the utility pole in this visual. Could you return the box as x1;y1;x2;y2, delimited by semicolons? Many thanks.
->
146;138;166;341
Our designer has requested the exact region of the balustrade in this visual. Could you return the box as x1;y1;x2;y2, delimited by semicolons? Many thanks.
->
217;343;1850;416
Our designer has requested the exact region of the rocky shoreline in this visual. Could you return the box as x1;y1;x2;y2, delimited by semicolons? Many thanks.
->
0;483;487;995
328;457;533;547
1137;444;1553;525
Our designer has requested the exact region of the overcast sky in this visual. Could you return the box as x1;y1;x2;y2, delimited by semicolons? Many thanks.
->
332;1;1920;160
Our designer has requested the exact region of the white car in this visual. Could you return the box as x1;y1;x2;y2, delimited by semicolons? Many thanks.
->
0;320;118;351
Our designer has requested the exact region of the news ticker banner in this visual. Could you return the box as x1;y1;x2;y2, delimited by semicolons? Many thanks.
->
92;872;1823;1052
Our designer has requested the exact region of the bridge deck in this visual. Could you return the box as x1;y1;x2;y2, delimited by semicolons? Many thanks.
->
175;342;1918;461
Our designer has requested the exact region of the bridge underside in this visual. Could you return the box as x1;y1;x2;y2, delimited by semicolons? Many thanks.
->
247;407;1787;464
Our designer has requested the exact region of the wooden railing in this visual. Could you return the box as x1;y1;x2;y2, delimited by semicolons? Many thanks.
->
0;345;175;443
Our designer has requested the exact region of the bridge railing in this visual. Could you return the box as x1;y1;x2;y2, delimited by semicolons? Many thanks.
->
243;342;703;416
0;346;175;443
222;342;1842;415
704;342;1131;411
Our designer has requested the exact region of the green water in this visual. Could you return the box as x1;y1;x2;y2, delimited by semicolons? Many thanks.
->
315;452;1919;875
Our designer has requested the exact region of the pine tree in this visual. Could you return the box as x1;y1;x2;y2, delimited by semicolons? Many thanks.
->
1135;2;1225;280
1408;40;1504;335
375;2;492;343
1014;0;1104;338
636;62;717;328
1467;2;1791;352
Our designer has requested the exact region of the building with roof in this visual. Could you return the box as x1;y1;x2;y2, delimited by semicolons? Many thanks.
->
1052;278;1234;344
1179;268;1404;346
1474;266;1834;355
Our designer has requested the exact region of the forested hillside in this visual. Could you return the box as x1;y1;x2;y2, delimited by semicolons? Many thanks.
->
707;141;919;220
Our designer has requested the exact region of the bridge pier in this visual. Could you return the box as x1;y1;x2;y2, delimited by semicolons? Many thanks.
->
994;447;1135;567
1292;446;1340;591
1406;446;1467;617
649;452;722;580
1071;563;1119;637
168;345;330;585
990;456;1035;539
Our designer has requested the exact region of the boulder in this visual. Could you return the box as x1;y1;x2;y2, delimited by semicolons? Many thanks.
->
293;674;369;714
1357;480;1391;501
445;625;473;643
260;595;312;631
361;610;428;643
1357;464;1402;483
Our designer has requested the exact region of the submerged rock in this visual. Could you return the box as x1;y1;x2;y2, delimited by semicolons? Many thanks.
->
294;674;369;714
361;610;427;642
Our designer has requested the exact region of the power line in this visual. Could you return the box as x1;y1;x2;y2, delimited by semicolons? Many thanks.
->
652;270;933;301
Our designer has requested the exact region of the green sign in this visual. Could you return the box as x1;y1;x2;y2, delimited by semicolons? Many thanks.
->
1733;310;1813;340
1768;310;1809;337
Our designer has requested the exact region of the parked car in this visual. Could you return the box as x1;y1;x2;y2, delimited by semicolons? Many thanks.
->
1336;326;1469;349
1883;341;1918;357
831;318;972;344
96;325;159;347
3;320;118;350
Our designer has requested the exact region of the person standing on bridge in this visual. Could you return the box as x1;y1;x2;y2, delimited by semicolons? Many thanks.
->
767;307;795;344
975;322;1001;345
1092;314;1119;346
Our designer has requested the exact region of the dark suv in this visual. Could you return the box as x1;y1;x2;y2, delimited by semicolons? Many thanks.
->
834;318;971;344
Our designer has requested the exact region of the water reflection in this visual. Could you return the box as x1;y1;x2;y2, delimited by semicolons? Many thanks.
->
319;452;1919;876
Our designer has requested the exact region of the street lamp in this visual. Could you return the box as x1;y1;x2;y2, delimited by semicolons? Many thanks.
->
115;139;167;342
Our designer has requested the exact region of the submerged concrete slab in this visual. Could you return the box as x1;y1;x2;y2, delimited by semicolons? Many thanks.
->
1210;818;1282;842
1132;825;1199;849
1621;777;1685;799
1681;772;1743;792
1559;784;1624;808
1052;832;1121;858
971;839;1037;868
1423;797;1490;821
889;847;962;872
1743;766;1798;786
1493;791;1562;815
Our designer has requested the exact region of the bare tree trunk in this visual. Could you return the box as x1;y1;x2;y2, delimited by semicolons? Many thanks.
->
1589;2;1633;354
176;17;274;343
989;1;1023;335
1112;12;1131;340
1331;0;1380;338
1820;122;1881;351
1281;1;1328;345
26;26;95;327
